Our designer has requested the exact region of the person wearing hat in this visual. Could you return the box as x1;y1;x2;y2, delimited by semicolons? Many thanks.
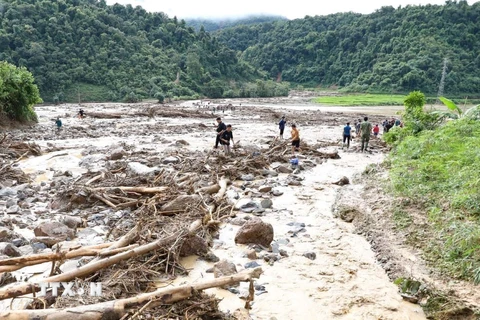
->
278;116;287;138
291;124;300;155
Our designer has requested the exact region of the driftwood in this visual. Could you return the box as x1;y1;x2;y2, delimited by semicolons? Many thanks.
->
195;184;220;195
90;187;168;194
86;112;122;119
0;221;201;301
0;243;138;273
214;178;229;201
0;268;262;320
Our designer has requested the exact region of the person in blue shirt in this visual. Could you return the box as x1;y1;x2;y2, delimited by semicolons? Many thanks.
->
278;116;287;138
55;117;62;132
343;122;352;149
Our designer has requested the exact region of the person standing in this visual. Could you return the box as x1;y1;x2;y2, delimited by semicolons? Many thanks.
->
55;117;62;132
220;124;235;154
291;124;300;155
359;117;373;152
214;117;226;149
355;120;361;137
343;122;352;149
373;124;380;137
278;116;287;138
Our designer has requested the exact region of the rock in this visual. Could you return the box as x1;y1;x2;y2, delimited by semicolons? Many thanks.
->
337;206;360;223
271;242;280;254
109;148;125;160
246;250;257;260
0;187;17;198
127;162;159;175
202;251;220;263
333;176;350;186
287;222;306;228
160;194;201;212
61;216;84;229
260;199;273;209
179;234;208;257
0;227;12;241
303;252;316;260
12;238;26;247
175;139;189;146
288;180;302;186
213;260;237;278
293;168;301;174
262;169;278;177
279;249;289;257
162;156;179;164
258;186;272;193
272;189;283;196
6;205;20;214
240;174;255;181
33;236;65;246
0;242;22;257
277;166;293;174
31;242;48;252
6;198;16;208
34;221;74;240
244;261;261;269
239;201;261;213
230;217;248;226
234;218;274;247
234;198;255;210
252;208;265;216
64;170;73;177
227;287;240;294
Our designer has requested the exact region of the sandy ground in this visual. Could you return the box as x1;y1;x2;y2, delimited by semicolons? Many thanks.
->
1;99;427;319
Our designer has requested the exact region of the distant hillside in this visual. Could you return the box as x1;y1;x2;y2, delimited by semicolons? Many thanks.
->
215;1;480;95
0;0;273;102
186;15;288;32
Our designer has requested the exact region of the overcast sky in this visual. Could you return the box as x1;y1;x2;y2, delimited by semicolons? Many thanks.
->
105;0;478;20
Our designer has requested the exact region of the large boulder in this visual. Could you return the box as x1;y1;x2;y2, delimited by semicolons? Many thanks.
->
234;218;274;247
179;234;209;257
34;221;74;240
160;195;201;212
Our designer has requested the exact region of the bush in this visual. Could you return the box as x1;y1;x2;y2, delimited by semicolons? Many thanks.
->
123;91;140;103
0;61;42;122
154;92;165;103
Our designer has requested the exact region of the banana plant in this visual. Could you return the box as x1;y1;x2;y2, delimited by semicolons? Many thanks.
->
431;97;480;121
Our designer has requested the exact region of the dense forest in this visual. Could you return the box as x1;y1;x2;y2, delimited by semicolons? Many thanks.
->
215;0;480;95
186;15;287;32
0;0;289;102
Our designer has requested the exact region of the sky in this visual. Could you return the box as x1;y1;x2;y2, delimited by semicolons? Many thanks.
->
105;0;478;20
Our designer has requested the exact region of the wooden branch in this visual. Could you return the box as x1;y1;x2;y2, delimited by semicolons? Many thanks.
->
85;172;105;186
0;221;201;301
214;178;229;201
90;187;168;194
195;184;220;195
92;193;117;209
0;268;262;319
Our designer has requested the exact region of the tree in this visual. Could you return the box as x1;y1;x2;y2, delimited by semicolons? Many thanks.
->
0;61;42;122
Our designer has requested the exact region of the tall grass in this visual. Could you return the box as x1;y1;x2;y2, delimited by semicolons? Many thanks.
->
389;119;480;283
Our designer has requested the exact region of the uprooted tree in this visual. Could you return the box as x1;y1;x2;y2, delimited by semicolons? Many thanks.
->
0;61;42;123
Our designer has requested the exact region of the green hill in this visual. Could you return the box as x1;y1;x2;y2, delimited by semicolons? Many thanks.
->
186;15;288;32
215;0;480;96
0;0;272;102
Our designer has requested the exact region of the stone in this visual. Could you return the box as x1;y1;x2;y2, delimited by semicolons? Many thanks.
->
175;139;189;146
246;250;257;260
260;199;273;209
230;217;248;226
258;186;272;193
333;176;350;186
279;249;289;257
6;205;20;214
160;194;201;212
0;227;12;241
288;180;302;186
109;148;125;160
240;174;255;181
337;206;360;223
271;242;280;254
162;156;180;164
277;166;293;174
127;162;159;175
179;234;209;257
303;252;316;260
12;238;26;247
34;221;74;240
6;198;16;208
262;169;278;177
287;222;306;228
234;217;274;247
31;242;48;252
0;187;17;198
0;242;22;257
202;251;220;263
272;189;284;196
244;261;261;269
252;208;265;216
213;260;237;278
61;216;84;229
239;201;261;213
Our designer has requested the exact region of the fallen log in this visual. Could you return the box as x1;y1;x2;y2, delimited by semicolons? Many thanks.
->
90;187;168;194
0;268;262;320
0;221;202;301
87;112;122;119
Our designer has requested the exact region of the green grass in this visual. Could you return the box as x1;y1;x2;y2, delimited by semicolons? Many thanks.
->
312;93;408;106
389;119;480;284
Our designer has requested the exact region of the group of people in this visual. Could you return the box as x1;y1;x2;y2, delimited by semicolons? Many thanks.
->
214;117;235;154
383;118;402;133
343;117;381;152
53;109;85;132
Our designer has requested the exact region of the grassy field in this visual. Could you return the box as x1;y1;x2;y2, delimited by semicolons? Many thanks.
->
388;118;480;284
312;94;407;106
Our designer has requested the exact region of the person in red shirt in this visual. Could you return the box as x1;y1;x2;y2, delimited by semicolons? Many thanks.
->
373;124;380;137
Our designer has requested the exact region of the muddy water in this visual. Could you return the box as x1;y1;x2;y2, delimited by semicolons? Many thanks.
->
12;102;426;319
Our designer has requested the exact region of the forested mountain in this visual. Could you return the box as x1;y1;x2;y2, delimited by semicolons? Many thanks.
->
186;15;288;32
0;0;281;102
216;0;480;95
